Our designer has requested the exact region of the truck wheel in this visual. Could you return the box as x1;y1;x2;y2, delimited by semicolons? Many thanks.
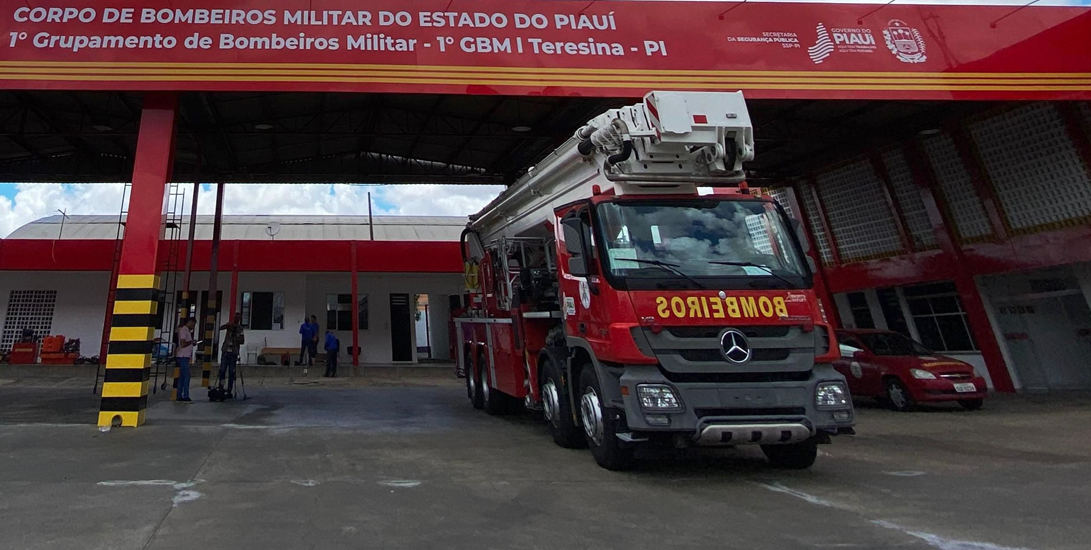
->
886;378;915;412
958;398;984;411
761;439;818;470
479;351;503;416
539;354;584;449
467;350;483;410
578;367;634;471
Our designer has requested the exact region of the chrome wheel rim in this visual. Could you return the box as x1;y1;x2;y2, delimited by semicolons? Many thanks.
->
580;387;604;446
889;383;907;409
542;378;560;425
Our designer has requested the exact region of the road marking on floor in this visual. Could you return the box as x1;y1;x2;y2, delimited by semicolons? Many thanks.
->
291;479;319;487
883;471;927;477
97;479;177;487
98;479;205;507
756;482;839;508
873;520;1034;550
378;479;421;488
757;482;1036;550
172;490;203;506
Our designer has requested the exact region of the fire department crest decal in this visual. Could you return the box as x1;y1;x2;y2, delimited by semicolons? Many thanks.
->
882;20;927;64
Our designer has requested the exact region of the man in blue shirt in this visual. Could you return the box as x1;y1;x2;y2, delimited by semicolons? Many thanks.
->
298;315;319;370
324;329;340;378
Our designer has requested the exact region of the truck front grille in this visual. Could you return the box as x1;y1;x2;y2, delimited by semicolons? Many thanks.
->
666;326;791;339
678;348;792;363
695;407;806;418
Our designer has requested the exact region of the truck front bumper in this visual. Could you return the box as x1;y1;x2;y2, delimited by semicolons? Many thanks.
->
615;364;855;445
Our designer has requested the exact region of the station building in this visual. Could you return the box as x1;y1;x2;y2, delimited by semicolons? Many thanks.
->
0;215;465;364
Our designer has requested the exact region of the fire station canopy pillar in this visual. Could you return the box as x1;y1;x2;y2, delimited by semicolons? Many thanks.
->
98;92;180;428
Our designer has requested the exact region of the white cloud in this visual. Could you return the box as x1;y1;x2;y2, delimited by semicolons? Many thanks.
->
0;183;505;237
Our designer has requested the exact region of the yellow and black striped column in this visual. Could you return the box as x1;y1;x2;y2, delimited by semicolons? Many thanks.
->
97;91;179;427
99;274;159;428
199;294;218;388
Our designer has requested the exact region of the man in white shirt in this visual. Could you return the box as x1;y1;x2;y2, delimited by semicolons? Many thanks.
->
176;317;197;402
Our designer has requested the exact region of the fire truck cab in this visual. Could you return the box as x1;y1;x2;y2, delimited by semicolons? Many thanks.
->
456;91;854;470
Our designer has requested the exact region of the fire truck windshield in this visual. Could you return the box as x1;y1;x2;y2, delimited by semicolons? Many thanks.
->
595;199;810;290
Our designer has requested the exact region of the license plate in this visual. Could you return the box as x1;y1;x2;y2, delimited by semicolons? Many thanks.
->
954;383;977;393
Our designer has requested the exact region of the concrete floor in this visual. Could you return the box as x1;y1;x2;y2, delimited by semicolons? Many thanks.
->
0;374;1089;550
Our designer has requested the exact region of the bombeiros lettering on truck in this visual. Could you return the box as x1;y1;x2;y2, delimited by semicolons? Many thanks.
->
455;91;854;470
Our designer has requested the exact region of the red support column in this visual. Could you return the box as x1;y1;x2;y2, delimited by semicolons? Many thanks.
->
789;183;840;329
950;128;1009;241
806;175;843;267
99;92;179;428
870;151;915;254
351;241;360;368
905;140;1015;392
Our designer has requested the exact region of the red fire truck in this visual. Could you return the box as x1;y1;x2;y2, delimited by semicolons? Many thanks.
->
456;91;853;470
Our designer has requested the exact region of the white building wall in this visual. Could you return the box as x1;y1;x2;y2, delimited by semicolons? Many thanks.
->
349;273;462;364
0;269;461;365
0;271;110;353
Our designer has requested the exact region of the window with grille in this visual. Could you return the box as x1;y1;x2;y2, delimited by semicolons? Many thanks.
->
1;290;57;351
241;292;284;331
769;187;796;219
815;160;904;261
970;103;1091;233
903;282;978;353
881;149;938;249
797;181;834;265
922;134;992;242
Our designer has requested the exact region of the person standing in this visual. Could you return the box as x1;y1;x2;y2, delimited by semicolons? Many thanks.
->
307;315;320;367
218;313;245;397
324;329;340;378
175;318;197;403
298;316;316;368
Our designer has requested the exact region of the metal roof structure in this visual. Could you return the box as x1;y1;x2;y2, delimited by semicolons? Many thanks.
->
8;214;467;242
0;91;995;186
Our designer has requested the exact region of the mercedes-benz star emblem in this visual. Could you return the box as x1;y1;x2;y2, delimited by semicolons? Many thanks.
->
720;329;752;364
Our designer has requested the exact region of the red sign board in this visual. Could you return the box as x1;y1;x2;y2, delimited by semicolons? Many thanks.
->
1;1;1089;99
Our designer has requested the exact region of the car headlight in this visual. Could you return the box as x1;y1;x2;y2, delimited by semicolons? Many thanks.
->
636;384;683;412
910;368;937;380
815;382;849;409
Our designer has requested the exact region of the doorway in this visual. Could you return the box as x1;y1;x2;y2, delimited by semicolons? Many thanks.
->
389;293;413;362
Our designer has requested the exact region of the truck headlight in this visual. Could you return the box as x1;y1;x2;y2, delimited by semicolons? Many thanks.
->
815;382;849;409
636;384;683;412
910;368;937;380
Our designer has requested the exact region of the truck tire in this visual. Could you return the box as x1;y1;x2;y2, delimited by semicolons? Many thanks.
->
886;378;915;412
761;439;818;470
578;367;634;471
467;349;483;410
479;351;503;416
539;353;584;449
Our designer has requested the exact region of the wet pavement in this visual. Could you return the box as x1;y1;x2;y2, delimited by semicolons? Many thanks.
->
0;374;1089;550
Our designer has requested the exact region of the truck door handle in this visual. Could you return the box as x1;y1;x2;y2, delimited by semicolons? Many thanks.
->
578;323;587;334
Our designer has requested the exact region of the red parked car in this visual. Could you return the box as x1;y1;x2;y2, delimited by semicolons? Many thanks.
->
834;329;987;412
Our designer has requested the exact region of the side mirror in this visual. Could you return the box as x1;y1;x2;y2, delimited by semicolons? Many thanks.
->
561;217;591;277
567;256;589;277
806;255;818;274
561;217;585;256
